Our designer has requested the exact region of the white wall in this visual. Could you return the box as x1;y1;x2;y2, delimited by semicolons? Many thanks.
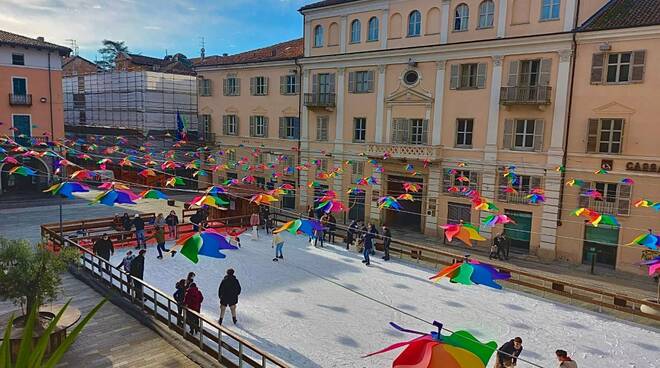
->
0;45;62;69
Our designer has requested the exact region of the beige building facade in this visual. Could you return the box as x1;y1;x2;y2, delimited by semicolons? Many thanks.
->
197;0;660;275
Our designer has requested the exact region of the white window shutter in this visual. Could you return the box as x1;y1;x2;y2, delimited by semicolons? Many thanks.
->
421;119;429;145
279;117;286;138
222;115;228;135
280;75;287;94
223;79;228;96
533;119;544;151
250;77;256;95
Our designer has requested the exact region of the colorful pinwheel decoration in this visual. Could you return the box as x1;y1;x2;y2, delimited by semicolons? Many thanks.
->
1;156;19;165
307;181;321;188
43;182;89;199
440;223;485;247
139;189;168;200
98;181;130;190
138;169;156;178
97;158;112;170
503;187;518;195
555;165;565;173
378;196;402;211
316;198;347;213
620;178;635;185
429;258;511;290
161;160;180;170
191;194;229;208
250;194;278;206
403;182;421;193
634;199;660;211
166;177;186;187
346;187;364;195
594;168;608;175
174;229;238;264
274;219;324;237
482;214;515;227
584;189;603;200
571;208;619;227
566;179;586;187
364;321;497;368
473;199;498;212
626;232;659;250
526;188;545;204
7;166;36;176
356;176;378;186
640;256;660;276
92;189;139;206
397;193;414;201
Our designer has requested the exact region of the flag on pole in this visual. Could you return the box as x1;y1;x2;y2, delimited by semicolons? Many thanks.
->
176;110;187;141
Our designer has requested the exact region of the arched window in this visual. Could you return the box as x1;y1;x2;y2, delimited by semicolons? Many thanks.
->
407;10;421;37
478;1;495;28
314;25;324;47
367;16;379;41
350;19;361;43
454;4;469;31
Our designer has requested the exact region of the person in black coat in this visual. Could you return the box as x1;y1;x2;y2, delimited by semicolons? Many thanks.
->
132;214;146;249
129;250;146;299
173;279;186;326
122;212;132;231
218;268;241;325
496;337;523;367
381;226;392;261
93;233;114;274
346;220;357;250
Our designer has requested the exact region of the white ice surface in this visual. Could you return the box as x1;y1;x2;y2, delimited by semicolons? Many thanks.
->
112;232;660;368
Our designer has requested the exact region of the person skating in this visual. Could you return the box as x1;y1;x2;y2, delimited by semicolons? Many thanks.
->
490;234;501;260
272;233;284;261
328;214;337;243
173;279;186;326
184;282;204;335
132;214;146;249
165;210;179;239
129;249;146;300
93;233;114;275
155;213;166;228
555;350;577;368
362;224;377;266
346;220;358;250
500;232;510;260
381;226;391;261
122;212;132;231
118;250;135;273
218;268;241;325
185;271;196;289
154;225;170;259
367;223;378;256
250;212;260;239
495;337;523;368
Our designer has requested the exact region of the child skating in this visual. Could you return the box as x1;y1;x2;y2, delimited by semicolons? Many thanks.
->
272;233;284;261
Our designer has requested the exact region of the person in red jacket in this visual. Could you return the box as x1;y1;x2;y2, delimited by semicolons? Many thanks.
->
184;282;204;335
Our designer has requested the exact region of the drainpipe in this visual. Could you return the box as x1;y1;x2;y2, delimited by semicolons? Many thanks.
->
556;0;580;225
294;15;305;211
48;51;55;139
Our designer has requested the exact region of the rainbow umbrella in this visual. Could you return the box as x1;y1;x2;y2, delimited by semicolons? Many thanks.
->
166;177;186;187
397;193;414;201
565;179;585;187
43;181;89;199
8;166;36;176
1;156;19;165
403;182;421;192
626;232;659;250
138;169;156;178
190;194;229;208
641;256;660;276
175;229;238;264
429;259;511;290
440;224;485;247
139;189;168;200
378;196;402;210
70;169;94;180
315;199;346;213
364;322;497;368
274;219;324;237
250;194;278;206
92;189;139;206
482;214;515;227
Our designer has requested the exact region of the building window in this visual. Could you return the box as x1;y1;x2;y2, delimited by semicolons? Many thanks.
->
314;25;324;47
450;63;486;89
350;19;361;43
403;70;419;86
503;119;544;151
591;51;645;85
579;181;631;216
587;118;624;154
316;116;329;141
541;0;560;20
199;114;211;134
410;119;425;145
454;4;469;31
606;53;632;83
443;169;480;195
514;120;537;150
226;151;237;163
223;115;238;136
456;119;473;148
353;118;366;142
199;78;212;96
392;118;428;145
250;116;268;137
478;1;495;28
368;17;379;41
281;74;299;95
498;173;543;204
279;117;300;139
408;10;422;37
519;59;541;86
11;53;25;66
351;161;364;176
349;70;374;93
12;77;27;95
223;76;240;96
12;115;31;145
251;76;268;96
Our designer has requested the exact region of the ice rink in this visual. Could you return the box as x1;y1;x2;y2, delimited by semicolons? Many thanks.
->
113;230;660;368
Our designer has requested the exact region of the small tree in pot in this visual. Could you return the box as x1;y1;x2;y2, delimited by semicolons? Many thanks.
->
0;237;79;325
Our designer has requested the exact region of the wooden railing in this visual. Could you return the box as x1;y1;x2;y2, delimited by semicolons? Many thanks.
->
41;220;289;368
269;210;660;324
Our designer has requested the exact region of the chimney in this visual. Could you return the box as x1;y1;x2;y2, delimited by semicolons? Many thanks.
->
200;47;205;60
36;36;45;42
222;53;228;57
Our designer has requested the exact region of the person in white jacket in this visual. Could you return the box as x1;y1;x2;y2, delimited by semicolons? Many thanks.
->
272;233;284;261
555;350;577;368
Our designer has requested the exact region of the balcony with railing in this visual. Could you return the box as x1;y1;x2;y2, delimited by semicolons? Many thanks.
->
500;86;551;105
9;93;32;106
502;191;531;205
303;93;335;108
365;143;438;160
590;199;617;215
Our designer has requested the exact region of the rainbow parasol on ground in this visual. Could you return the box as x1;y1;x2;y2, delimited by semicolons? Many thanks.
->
273;219;324;237
175;229;238;263
626;232;659;250
429;258;511;290
139;189;168;200
440;224;485;247
43;181;89;199
364;321;497;368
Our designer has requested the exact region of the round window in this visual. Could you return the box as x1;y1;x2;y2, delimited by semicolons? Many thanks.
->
403;70;419;86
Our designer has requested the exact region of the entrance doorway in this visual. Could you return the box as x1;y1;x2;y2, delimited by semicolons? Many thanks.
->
582;225;619;268
347;191;366;224
0;157;49;197
504;210;532;253
385;175;423;232
445;202;472;246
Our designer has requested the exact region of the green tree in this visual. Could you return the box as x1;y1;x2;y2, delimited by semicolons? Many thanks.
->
0;237;79;318
97;39;128;70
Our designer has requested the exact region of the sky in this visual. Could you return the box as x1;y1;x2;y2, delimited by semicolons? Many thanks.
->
0;0;309;61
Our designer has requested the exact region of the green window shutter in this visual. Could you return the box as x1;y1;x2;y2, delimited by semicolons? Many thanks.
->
507;60;519;86
586;118;599;153
533;119;544;152
367;70;375;92
539;58;552;86
503;119;514;149
234;116;240;135
280;75;287;94
235;78;241;95
617;183;631;216
348;71;356;93
450;64;459;89
476;63;487;89
279;117;286;138
631;50;646;82
590;53;605;84
249;116;255;137
198;79;204;95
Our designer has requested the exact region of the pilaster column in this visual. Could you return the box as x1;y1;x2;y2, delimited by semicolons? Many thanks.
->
340;16;348;53
301;69;311;150
563;0;578;31
440;0;450;44
380;9;389;50
368;171;383;225
332;159;345;202
432;60;446;146
424;167;441;236
335;67;346;152
385;107;393;143
485;55;504;162
496;0;507;38
548;49;573;160
539;170;561;259
304;20;311;56
375;65;386;143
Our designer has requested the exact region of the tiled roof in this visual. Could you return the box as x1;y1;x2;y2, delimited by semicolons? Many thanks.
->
62;55;97;68
299;0;359;12
0;29;71;55
123;53;166;66
580;0;660;31
194;39;303;67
